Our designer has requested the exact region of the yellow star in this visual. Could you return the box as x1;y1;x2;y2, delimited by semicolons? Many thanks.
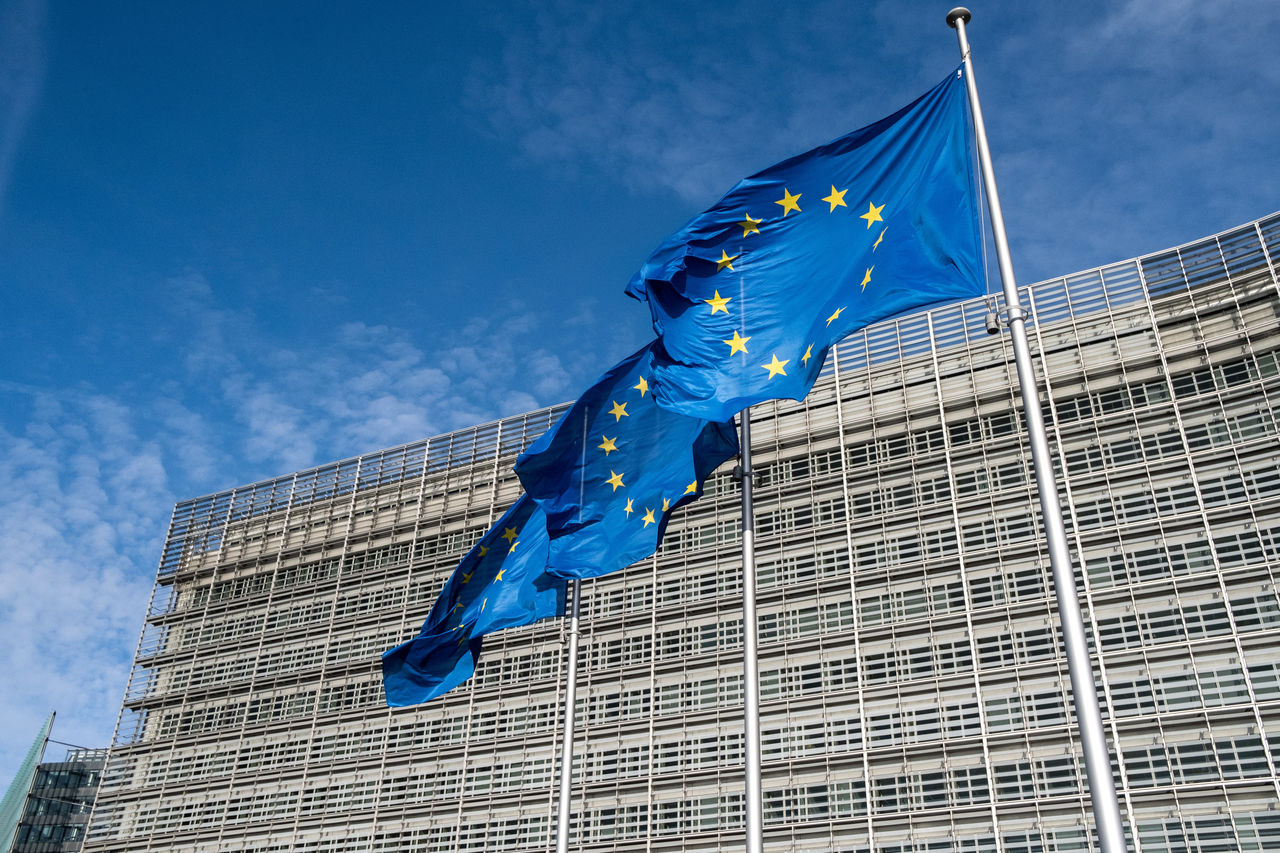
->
705;290;731;314
480;598;487;612
860;266;874;291
826;306;844;326
775;188;801;216
453;622;465;632
452;601;463;611
623;498;634;517
495;568;506;581
763;354;789;379
716;250;739;272
608;400;628;421
684;481;698;495
598;435;618;455
508;540;519;553
860;201;885;229
461;571;473;584
723;330;750;355
642;508;656;527
478;545;489;557
801;343;813;366
873;227;886;251
606;470;625;491
662;497;670;512
738;214;762;237
501;526;518;543
633;376;648;396
822;185;848;211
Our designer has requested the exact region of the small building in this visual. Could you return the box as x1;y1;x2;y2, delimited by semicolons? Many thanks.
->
1;715;104;853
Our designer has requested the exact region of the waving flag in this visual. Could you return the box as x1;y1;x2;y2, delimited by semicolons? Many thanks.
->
627;67;985;421
382;495;565;706
515;342;738;580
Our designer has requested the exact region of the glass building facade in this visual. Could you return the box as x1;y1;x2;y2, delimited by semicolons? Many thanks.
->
8;747;105;853
86;213;1280;852
1;715;55;852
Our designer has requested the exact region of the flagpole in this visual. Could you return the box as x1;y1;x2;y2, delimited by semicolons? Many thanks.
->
946;9;1129;853
554;578;582;853
736;408;764;853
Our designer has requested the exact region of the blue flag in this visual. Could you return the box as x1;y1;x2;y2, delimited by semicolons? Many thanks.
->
514;342;738;580
381;622;482;708
382;495;565;706
626;68;986;421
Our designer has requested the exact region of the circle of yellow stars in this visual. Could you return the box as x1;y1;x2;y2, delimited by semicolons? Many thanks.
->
713;188;889;382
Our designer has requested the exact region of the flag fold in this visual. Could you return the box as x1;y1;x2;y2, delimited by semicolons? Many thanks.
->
515;342;738;580
382;495;565;706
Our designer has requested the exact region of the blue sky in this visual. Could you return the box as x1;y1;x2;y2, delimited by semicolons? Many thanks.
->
1;0;1278;780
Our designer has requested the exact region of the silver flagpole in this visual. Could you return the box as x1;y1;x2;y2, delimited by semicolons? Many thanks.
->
555;578;583;853
737;408;764;853
946;9;1128;852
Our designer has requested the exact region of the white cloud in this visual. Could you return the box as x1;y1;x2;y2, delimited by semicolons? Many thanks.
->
0;385;167;777
152;277;536;474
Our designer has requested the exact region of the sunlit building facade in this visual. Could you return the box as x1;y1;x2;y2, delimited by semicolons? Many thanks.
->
86;213;1280;852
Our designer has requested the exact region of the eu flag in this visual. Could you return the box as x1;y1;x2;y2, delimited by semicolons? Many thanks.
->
382;495;565;706
626;68;985;421
514;342;738;580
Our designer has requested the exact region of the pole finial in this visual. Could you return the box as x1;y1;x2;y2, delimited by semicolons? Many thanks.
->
946;7;972;28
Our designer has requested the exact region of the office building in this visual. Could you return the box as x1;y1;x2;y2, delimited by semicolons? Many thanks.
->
86;213;1280;851
2;714;104;853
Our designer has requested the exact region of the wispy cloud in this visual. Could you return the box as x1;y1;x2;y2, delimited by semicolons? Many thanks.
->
465;0;939;206
0;385;165;774
161;277;583;479
992;0;1280;280
0;0;46;221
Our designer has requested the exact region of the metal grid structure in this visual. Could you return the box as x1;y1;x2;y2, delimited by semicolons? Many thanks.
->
83;213;1280;852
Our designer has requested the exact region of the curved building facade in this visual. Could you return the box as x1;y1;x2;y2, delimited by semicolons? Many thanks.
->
86;213;1280;852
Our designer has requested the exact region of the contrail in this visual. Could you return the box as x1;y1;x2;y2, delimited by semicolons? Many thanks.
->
0;0;47;220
